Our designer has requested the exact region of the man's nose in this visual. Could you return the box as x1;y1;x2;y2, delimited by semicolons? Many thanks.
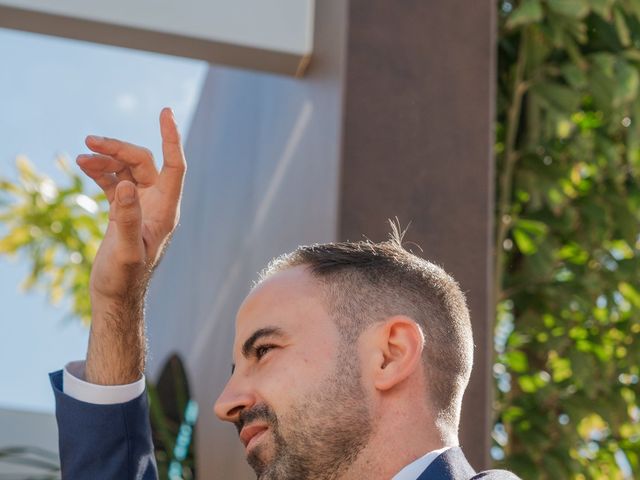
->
214;377;256;423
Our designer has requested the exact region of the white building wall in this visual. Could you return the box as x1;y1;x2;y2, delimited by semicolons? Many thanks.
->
0;408;59;476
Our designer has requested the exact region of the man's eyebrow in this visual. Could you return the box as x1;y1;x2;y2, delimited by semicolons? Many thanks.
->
241;326;285;357
231;326;285;375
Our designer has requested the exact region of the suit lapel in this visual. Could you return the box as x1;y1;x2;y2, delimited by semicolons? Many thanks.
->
415;447;476;480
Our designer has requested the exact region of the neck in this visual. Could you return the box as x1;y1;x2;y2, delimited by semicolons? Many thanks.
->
336;416;455;480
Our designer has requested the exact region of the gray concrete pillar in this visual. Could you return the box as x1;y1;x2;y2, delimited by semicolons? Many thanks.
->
339;0;496;469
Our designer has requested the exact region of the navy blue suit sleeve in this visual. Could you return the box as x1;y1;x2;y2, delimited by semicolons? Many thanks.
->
49;370;158;480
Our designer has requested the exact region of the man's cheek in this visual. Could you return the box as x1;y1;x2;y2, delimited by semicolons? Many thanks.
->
259;353;318;397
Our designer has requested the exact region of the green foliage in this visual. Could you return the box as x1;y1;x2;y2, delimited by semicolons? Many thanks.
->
0;156;106;324
496;0;640;478
0;157;196;478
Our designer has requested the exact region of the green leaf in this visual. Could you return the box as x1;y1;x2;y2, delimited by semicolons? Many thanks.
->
624;0;640;21
524;25;554;74
503;406;526;423
15;156;35;179
512;218;550;254
613;60;639;106
513;228;537;255
557;242;589;264
549;356;573;382
505;350;530;373
0;225;32;254
518;375;539;393
561;63;589;89
506;0;544;29
547;0;590;19
515;218;549;236
588;0;614;18
531;82;583;113
613;7;631;47
619;282;640;309
607;239;634;260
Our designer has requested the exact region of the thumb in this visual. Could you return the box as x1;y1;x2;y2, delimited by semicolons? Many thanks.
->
114;181;144;264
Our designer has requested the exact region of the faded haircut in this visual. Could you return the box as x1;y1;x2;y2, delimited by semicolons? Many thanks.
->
259;224;474;437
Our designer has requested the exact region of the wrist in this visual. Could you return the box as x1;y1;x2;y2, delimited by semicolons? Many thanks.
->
90;278;149;320
88;259;151;308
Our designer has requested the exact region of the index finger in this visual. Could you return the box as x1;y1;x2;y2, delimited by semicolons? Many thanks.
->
85;136;159;187
157;107;187;196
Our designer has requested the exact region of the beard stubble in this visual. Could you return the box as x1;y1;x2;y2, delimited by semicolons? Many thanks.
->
238;343;374;480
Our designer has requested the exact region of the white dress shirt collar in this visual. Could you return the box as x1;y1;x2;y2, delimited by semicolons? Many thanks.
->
391;446;453;480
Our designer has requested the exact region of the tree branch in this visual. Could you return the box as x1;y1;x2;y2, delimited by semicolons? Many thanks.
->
495;30;530;301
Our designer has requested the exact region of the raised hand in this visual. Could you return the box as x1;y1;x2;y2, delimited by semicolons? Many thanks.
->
76;108;187;384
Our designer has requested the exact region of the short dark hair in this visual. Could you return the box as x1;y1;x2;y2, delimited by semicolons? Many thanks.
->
260;226;474;437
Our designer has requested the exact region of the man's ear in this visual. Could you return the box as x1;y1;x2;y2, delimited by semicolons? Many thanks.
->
373;316;425;391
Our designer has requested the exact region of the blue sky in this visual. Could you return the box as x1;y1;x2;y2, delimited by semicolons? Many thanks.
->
0;27;207;413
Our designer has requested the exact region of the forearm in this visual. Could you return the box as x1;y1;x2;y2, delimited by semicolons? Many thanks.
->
85;294;147;385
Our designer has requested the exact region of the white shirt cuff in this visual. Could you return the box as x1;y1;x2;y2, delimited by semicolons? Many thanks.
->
63;360;146;405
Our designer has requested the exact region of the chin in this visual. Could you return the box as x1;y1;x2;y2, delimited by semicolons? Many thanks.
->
247;444;273;476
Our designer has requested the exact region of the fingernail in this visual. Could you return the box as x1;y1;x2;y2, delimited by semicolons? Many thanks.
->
117;183;136;205
87;135;104;143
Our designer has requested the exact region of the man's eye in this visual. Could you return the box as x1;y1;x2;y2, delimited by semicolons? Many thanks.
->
255;344;275;360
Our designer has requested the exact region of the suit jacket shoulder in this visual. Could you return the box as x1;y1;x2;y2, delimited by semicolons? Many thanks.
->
49;370;157;480
417;447;521;480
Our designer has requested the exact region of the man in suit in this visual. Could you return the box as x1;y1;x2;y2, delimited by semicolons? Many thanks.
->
50;109;519;479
